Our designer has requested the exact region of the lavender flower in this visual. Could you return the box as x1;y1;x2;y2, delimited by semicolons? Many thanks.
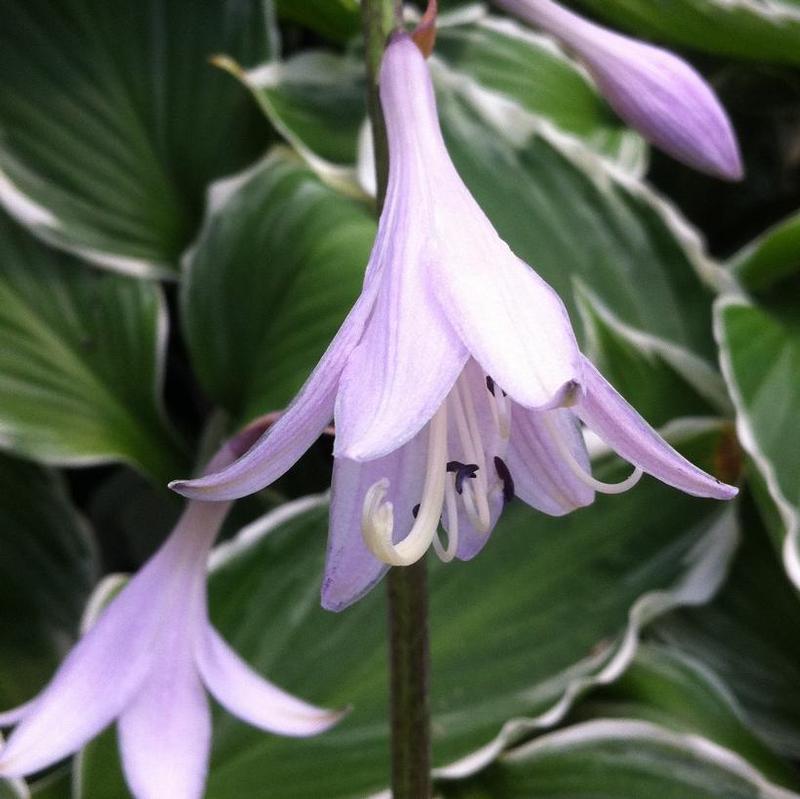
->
495;0;743;180
170;33;736;612
0;425;342;799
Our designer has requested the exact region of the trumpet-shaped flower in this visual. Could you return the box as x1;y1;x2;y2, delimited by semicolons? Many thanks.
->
0;426;342;799
495;0;742;180
170;33;736;612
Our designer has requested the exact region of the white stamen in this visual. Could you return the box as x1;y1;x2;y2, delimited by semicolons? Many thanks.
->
434;475;460;562
543;413;643;494
487;379;511;439
459;481;484;529
450;381;492;532
361;405;449;566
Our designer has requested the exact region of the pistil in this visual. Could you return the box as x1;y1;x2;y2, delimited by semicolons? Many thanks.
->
362;404;449;566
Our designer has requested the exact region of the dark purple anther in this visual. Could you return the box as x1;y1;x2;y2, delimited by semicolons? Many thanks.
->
485;375;506;397
494;456;515;504
446;461;479;494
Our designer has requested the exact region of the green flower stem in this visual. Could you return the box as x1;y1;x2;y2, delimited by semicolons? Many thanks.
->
361;1;433;796
386;560;433;798
361;0;401;210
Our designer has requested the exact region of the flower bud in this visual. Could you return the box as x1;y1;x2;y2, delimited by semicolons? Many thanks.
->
496;0;743;180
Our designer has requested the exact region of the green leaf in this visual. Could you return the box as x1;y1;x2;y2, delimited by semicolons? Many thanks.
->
275;0;360;43
567;0;800;64
435;17;646;170
183;149;375;425
0;212;186;481
214;51;365;191
0;0;276;277
731;211;800;294
440;718;800;799
29;769;71;799
656;497;800;760
88;469;182;567
715;297;800;589
575;644;799;788
79;444;738;797
575;285;730;425
0;452;97;710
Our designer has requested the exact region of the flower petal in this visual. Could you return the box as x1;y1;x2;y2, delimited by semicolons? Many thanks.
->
333;212;468;460
0;492;221;780
0;570;162;776
196;625;343;736
381;33;451;163
381;35;584;411
323;429;429;611
332;35;471;462
171;282;379;501
507;405;595;515
118;645;210;799
430;239;583;411
0;700;36;729
497;0;742;180
576;357;737;499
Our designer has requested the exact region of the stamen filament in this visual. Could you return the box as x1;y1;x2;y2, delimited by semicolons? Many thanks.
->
460;482;483;528
543;413;643;494
434;475;459;562
362;405;449;566
451;382;491;531
486;377;511;439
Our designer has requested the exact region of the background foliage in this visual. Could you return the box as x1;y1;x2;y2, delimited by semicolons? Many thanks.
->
1;0;799;797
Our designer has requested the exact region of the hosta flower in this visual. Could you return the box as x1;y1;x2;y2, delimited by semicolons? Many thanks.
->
0;425;342;799
171;33;736;612
495;0;742;180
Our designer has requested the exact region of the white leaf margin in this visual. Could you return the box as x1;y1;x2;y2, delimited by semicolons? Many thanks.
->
580;0;800;28
457;718;800;799
574;280;733;415
424;503;739;783
504;0;800;27
179;146;305;274
0;169;175;280
212;53;367;199
713;294;800;590
0;0;281;280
